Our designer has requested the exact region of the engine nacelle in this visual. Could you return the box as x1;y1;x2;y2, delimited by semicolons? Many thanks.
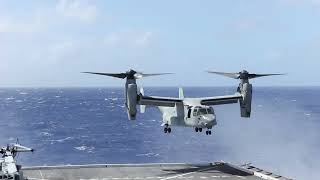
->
126;84;138;120
239;83;252;118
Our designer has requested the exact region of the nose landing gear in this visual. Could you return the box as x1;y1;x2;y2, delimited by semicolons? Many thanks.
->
164;124;171;134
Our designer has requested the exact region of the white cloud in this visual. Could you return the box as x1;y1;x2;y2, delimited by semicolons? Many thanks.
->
0;16;41;33
0;0;98;34
134;31;153;46
104;31;154;48
233;20;258;31
280;0;320;7
55;0;98;22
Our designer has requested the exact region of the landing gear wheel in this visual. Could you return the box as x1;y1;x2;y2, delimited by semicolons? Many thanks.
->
206;131;209;135
195;127;199;132
167;128;171;133
199;128;202;132
164;127;168;133
209;131;212;135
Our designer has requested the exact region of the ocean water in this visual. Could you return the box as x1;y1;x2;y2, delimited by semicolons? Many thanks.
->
0;87;319;179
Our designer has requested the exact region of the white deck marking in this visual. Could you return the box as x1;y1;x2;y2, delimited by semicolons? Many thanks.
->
236;175;246;179
38;170;46;180
160;167;214;180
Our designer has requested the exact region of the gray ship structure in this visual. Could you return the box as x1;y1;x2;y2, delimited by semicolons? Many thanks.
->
0;142;293;180
22;162;292;180
0;146;292;180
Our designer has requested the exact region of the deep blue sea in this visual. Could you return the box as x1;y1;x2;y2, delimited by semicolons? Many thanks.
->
0;87;319;179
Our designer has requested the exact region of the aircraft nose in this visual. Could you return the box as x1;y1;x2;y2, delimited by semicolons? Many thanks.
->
201;114;215;122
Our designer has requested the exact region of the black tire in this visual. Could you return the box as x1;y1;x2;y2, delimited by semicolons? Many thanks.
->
195;127;198;132
168;128;171;133
199;128;202;132
206;131;208;135
164;128;167;133
209;131;212;135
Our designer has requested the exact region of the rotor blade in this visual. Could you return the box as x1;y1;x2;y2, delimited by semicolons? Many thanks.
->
248;73;285;79
207;71;240;79
82;72;127;79
10;144;34;152
141;73;173;77
135;73;174;79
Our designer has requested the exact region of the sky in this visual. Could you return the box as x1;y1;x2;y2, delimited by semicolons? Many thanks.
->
1;0;320;87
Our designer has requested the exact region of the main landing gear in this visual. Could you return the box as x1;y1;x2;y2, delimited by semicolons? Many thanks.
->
205;130;212;135
164;124;171;134
195;127;202;132
195;127;212;135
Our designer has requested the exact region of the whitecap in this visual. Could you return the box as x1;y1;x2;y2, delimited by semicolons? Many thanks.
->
74;146;87;151
35;122;45;125
136;153;159;157
6;97;15;100
51;137;73;143
15;100;23;103
74;146;95;152
19;92;28;95
257;105;263;108
40;132;53;137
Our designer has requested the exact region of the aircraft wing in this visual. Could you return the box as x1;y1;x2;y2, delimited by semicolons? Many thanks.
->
138;95;183;107
200;93;243;106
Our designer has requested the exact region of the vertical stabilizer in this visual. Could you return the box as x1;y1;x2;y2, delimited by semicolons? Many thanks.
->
179;87;184;99
139;87;146;113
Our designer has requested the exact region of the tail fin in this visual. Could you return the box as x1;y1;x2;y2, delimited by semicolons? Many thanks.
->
179;87;184;99
140;87;146;113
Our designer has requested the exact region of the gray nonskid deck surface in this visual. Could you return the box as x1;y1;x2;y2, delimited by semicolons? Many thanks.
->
22;163;267;180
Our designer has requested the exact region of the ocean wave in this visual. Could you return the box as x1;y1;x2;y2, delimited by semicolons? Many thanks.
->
40;132;53;137
50;137;74;143
136;153;160;157
74;146;95;152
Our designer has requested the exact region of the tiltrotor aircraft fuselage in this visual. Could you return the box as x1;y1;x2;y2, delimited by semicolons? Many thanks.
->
83;70;283;135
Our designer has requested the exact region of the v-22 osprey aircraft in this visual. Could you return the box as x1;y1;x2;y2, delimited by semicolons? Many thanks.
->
83;70;283;135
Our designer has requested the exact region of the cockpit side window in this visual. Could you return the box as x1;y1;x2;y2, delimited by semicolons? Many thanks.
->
207;108;214;114
193;108;198;116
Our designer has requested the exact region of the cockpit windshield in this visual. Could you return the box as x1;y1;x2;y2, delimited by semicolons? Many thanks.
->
194;107;214;115
207;108;214;114
199;108;207;115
